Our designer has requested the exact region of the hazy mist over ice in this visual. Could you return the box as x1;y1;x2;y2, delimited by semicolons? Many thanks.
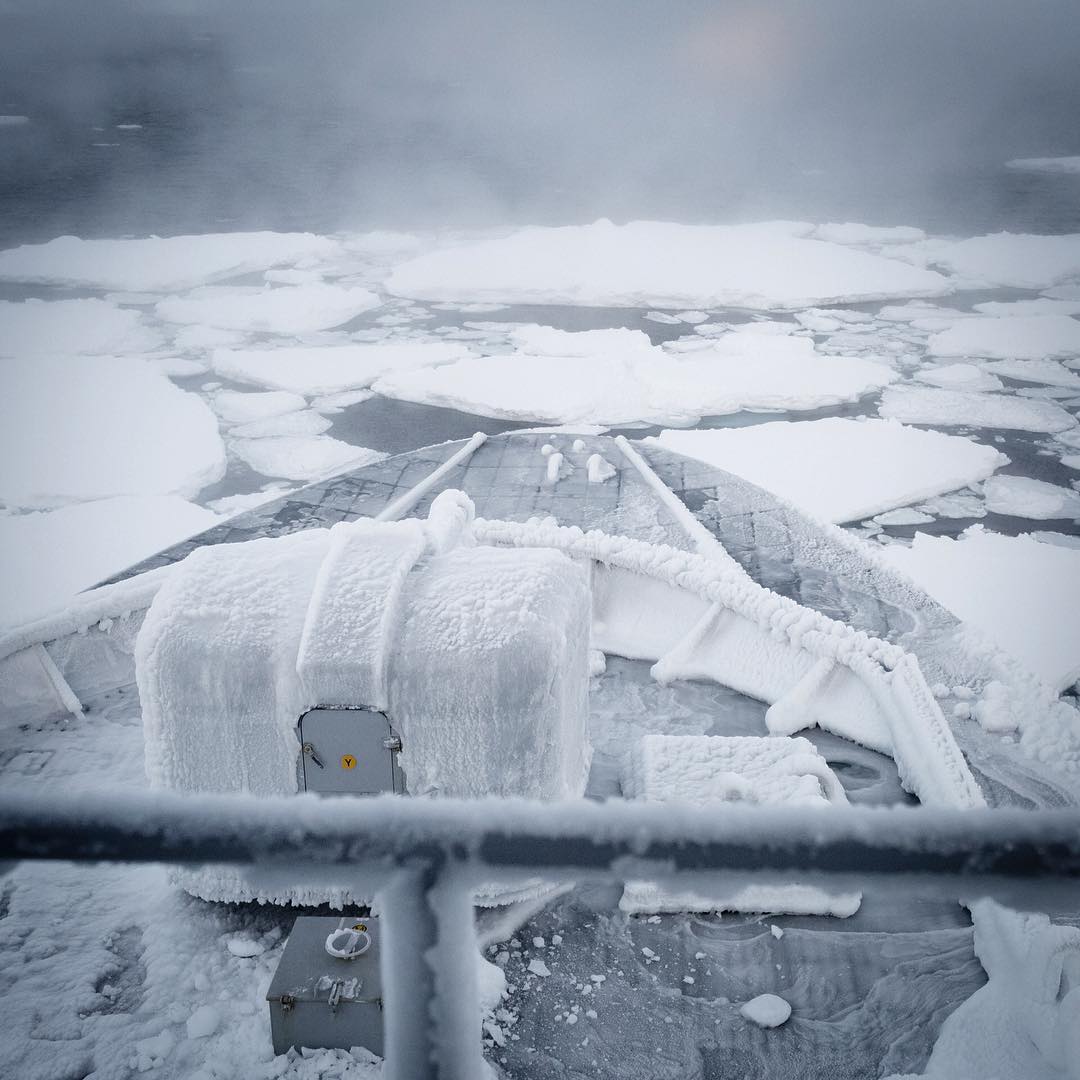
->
2;0;1080;243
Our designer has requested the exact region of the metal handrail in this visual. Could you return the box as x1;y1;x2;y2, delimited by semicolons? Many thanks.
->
3;790;1079;1080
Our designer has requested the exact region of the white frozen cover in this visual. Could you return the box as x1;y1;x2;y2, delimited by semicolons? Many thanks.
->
621;733;860;916
137;528;331;798
623;733;848;807
135;491;592;902
391;544;592;800
296;518;428;710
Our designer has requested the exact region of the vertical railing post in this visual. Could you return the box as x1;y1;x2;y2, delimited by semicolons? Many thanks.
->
379;853;486;1080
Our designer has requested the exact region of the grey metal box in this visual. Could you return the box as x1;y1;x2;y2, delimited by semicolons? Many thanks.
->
298;706;405;795
267;915;384;1057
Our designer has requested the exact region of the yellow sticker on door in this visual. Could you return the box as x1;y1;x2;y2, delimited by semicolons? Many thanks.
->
341;754;357;770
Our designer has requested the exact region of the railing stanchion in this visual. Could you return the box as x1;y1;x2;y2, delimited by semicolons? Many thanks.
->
380;855;485;1080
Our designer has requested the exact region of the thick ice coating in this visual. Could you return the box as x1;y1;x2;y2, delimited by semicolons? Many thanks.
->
136;491;592;902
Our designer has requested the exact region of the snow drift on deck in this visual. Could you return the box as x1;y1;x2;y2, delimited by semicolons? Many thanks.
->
620;733;860;917
650;419;1007;524
385;220;952;311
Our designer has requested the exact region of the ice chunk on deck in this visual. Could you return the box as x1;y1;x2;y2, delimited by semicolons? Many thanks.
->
740;994;792;1028
650;418;1007;523
385;220;952;311
0;355;226;508
620;734;860;917
880;526;1080;693
0;231;340;291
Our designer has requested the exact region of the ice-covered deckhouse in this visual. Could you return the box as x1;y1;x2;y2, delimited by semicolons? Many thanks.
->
3;431;1080;1079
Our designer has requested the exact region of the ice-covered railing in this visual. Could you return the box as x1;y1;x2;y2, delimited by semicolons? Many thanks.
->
2;789;1078;1080
472;516;986;808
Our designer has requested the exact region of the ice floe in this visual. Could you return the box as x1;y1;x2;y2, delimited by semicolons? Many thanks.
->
228;410;332;440
927;315;1080;361
212;341;470;395
880;386;1077;433
881;526;1080;692
982;475;1080;520
651;419;1007;523
0;496;219;629
908;232;1080;290
980;359;1080;388
914;363;1004;392
229;435;384;482
1005;154;1080;174
0;298;161;355
385;220;952;311
211;389;306;423
374;328;896;426
0;355;226;507
156;282;380;334
0;231;340;292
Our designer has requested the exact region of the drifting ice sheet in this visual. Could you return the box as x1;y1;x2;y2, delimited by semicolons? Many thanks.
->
880;526;1080;692
0;496;219;630
0;298;160;355
1005;155;1080;174
229;435;384;482
385;220;952;311
0;355;226;507
212;341;470;395
156;282;380;334
880;386;1077;433
927;315;1080;361
0;231;340;291
909;232;1080;290
374;329;896;426
651;419;1007;523
982;475;1080;520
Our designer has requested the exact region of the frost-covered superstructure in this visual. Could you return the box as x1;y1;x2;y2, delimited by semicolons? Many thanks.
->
135;490;591;901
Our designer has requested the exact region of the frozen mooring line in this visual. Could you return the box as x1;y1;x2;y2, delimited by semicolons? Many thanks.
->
2;790;1079;1080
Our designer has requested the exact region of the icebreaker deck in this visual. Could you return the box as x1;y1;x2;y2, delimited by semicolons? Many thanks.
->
94;431;1080;811
2;431;1079;1080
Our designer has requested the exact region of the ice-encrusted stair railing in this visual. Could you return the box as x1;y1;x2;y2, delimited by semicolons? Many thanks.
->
472;516;986;809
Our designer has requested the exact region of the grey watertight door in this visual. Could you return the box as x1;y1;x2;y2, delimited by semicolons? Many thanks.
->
298;706;404;795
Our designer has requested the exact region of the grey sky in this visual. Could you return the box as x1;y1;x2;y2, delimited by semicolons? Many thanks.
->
1;1;1078;237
